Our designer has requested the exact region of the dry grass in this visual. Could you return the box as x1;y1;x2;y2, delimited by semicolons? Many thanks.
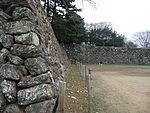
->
65;64;88;113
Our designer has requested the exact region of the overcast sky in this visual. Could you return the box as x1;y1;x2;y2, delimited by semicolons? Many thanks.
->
74;0;150;41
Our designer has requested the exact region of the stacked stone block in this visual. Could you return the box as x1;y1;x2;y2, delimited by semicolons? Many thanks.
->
0;0;69;112
65;44;150;65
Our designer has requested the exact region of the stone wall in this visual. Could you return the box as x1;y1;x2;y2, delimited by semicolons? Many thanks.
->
65;44;150;65
0;0;69;113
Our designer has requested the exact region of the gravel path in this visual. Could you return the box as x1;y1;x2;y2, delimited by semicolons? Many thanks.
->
90;65;150;113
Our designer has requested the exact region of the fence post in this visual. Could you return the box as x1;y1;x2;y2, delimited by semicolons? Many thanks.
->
81;64;83;79
82;65;86;80
84;65;87;82
76;61;79;69
79;63;81;75
76;61;78;68
80;63;82;77
87;69;93;113
57;81;66;113
78;62;80;71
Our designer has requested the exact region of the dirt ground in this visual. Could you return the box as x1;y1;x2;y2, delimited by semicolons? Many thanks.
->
89;65;150;113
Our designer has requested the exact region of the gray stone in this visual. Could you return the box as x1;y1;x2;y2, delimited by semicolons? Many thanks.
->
15;32;40;46
17;66;28;76
12;7;34;21
0;32;4;42
0;33;4;51
0;90;6;109
18;84;53;105
25;99;56;113
65;45;150;65
10;44;41;58
0;64;22;80
0;19;6;31
0;43;3;50
0;11;10;30
1;80;17;102
1;35;14;48
8;54;24;65
3;104;23;113
6;21;33;35
18;71;52;88
0;48;9;64
25;57;48;75
0;10;11;20
0;29;3;34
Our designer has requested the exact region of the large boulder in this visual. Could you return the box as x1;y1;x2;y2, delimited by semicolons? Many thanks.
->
18;71;52;88
0;90;6;110
0;9;10;31
10;44;41;58
8;54;24;65
24;57;49;75
18;84;53;105
6;21;33;35
15;32;39;46
25;99;56;113
1;80;17;102
1;35;14;48
0;43;3;50
0;64;22;80
0;48;9;64
17;66;28;76
0;9;11;20
3;104;23;113
12;7;34;21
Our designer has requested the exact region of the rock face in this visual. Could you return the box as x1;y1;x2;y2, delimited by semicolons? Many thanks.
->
0;0;69;112
18;84;52;105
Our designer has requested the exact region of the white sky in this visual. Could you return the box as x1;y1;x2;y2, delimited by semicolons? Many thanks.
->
74;0;150;41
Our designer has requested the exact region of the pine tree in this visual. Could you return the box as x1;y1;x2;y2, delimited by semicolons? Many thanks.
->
40;0;86;44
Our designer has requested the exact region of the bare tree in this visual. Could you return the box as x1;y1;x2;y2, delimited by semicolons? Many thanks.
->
124;41;137;48
83;0;96;8
133;31;150;48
